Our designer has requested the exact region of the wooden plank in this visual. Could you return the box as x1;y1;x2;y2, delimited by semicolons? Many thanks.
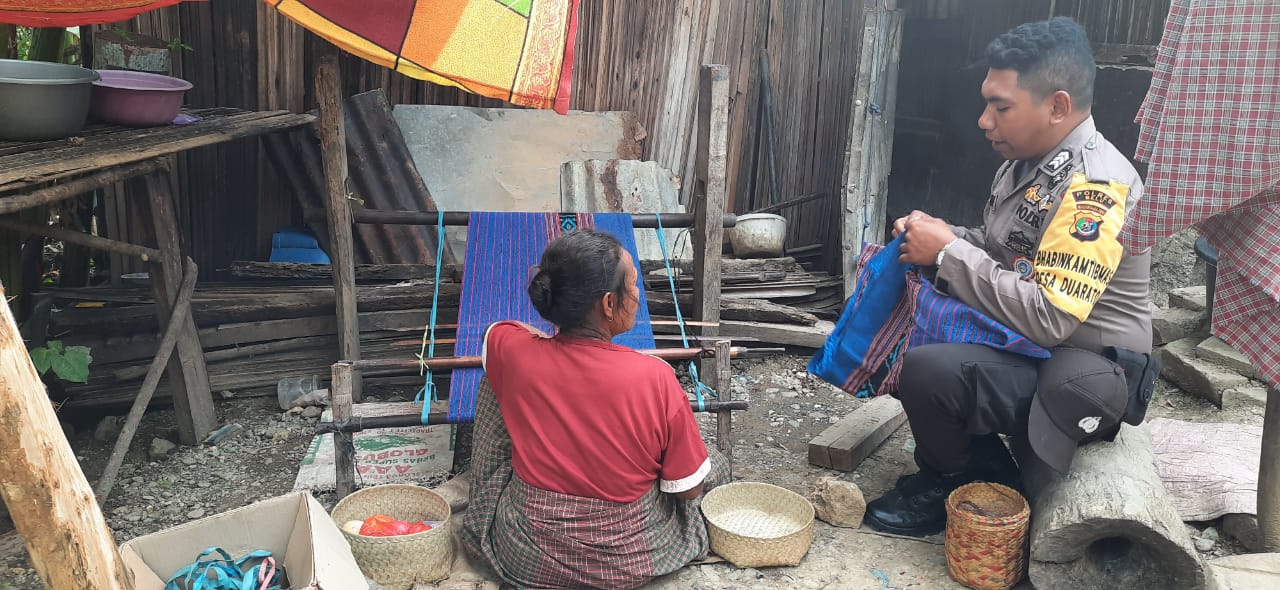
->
139;172;216;445
693;64;730;379
714;340;734;473
315;39;362;400
807;395;906;471
717;319;832;349
229;260;450;281
0;111;314;189
0;159;164;214
0;282;135;589
839;2;903;299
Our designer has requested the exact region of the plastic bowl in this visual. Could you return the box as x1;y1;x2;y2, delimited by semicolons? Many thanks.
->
0;59;99;141
90;70;193;126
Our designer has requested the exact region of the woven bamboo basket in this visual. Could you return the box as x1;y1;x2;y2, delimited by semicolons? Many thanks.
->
701;482;815;568
331;484;453;589
944;482;1030;590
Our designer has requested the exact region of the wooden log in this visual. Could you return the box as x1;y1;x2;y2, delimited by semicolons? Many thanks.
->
0;216;161;262
646;292;818;326
641;257;801;275
693;64;729;380
304;207;736;229
808;395;906;471
0;159;164;215
138;171;215;445
1260;385;1280;550
332;361;356;499
96;258;196;503
0;282;135;589
315;39;361;400
1011;425;1205;589
716;319;834;349
230;260;451;281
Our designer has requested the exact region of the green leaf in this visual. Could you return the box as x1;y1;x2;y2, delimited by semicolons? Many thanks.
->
46;340;64;354
28;347;53;374
64;346;93;367
51;355;89;383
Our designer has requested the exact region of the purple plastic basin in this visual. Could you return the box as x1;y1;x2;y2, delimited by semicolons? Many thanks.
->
90;70;193;127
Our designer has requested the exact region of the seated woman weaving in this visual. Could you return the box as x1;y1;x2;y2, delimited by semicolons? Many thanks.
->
461;229;728;590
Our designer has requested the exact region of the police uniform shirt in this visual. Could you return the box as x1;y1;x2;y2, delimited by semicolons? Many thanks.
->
940;117;1153;354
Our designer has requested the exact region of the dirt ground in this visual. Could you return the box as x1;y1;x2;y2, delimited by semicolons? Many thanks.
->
0;351;1261;590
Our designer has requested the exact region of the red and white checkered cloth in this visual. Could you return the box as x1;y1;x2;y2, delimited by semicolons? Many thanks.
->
1124;0;1280;388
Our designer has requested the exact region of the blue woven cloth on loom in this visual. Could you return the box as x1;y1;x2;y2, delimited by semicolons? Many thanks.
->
808;234;1049;397
447;212;656;421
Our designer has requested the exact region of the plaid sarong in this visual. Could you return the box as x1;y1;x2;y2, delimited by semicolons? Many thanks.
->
462;377;727;590
448;212;656;421
1126;0;1280;388
809;238;1048;397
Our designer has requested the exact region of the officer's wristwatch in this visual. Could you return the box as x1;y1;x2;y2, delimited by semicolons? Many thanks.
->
934;239;959;267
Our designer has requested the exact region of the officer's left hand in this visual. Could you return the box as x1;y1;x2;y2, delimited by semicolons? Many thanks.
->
899;217;956;265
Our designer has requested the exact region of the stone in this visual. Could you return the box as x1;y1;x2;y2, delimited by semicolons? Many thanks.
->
1195;537;1216;553
93;415;124;442
1160;338;1250;406
1168;286;1208;313
1195;337;1257;379
186;508;206;519
1223;383;1269;410
1222;514;1262;552
218;389;236;399
301;405;324;419
148;437;177;460
1152;307;1206;346
1206;554;1280;590
1201;526;1219;542
810;477;866;528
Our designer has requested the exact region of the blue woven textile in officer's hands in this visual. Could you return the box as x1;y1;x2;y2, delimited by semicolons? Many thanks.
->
808;233;1050;397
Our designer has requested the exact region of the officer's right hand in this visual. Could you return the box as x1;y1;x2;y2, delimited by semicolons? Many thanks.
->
893;210;938;237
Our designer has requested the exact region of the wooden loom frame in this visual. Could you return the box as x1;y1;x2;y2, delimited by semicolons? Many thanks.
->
310;53;742;499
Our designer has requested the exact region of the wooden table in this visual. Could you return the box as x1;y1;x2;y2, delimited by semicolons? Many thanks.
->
0;108;314;444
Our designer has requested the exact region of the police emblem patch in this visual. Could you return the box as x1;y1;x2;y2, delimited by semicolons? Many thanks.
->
1013;256;1035;281
1070;211;1101;241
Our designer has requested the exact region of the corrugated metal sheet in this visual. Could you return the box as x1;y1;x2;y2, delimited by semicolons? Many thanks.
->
261;89;450;266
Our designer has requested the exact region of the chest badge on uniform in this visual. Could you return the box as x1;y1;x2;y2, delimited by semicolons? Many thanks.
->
1071;211;1101;241
1012;256;1036;281
1005;230;1036;257
1023;184;1044;206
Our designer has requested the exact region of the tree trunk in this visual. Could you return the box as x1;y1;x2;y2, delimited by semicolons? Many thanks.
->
0;283;135;589
1012;425;1204;589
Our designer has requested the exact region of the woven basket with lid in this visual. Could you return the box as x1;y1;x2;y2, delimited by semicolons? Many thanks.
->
331;484;453;589
944;482;1030;590
700;482;815;568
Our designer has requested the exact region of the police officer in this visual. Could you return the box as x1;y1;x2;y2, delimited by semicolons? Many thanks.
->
863;17;1155;536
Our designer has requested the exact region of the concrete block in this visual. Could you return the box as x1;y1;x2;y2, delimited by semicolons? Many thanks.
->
1169;285;1208;313
1222;383;1270;410
1160;338;1250;407
1222;514;1263;552
1152;307;1206;346
1196;337;1257;379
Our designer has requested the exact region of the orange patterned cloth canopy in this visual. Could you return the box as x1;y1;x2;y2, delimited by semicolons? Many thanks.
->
0;1;193;26
263;0;580;113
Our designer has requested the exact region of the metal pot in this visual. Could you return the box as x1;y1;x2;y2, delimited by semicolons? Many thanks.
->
0;59;100;142
728;213;788;258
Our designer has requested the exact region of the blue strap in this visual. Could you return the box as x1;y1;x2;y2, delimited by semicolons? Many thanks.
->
416;212;448;424
654;213;717;411
164;547;282;590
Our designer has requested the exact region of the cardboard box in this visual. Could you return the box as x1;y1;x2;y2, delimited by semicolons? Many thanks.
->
119;491;368;590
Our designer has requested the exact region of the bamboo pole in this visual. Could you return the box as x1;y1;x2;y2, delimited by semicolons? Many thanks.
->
0;282;135;589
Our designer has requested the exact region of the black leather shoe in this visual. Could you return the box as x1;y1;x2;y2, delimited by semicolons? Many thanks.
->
968;434;1023;492
865;470;975;536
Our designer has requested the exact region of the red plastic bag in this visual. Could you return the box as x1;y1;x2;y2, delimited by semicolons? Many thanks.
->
358;514;433;537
